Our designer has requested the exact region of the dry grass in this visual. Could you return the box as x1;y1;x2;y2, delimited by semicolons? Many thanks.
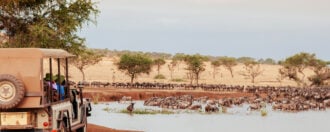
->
44;57;315;87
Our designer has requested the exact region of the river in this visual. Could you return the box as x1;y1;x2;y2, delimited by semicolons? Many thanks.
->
88;101;330;132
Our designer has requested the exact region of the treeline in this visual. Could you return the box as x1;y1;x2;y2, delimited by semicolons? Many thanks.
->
112;50;330;87
92;48;278;65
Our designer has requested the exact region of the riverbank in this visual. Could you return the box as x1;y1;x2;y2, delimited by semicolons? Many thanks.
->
88;123;140;132
82;87;254;102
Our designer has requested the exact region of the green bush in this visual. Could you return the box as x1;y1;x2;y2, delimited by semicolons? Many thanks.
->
154;74;166;79
261;108;267;117
171;78;185;82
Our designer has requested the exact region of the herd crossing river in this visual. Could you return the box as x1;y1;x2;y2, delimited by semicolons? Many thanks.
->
89;101;330;132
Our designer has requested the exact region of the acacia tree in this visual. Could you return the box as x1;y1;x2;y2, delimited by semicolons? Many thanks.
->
0;0;98;54
307;58;329;86
117;54;153;84
153;58;166;75
183;54;208;85
211;60;221;79
239;60;264;83
71;49;103;81
168;60;177;80
219;57;237;78
173;53;186;70
279;52;318;86
258;58;276;65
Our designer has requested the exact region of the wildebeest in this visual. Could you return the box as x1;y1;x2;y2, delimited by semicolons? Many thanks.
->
127;102;135;113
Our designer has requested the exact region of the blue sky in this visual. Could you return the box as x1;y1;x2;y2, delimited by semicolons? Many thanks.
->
79;0;330;61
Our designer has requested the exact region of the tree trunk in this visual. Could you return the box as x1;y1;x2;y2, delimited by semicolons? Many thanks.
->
229;69;234;78
300;71;305;82
170;70;173;80
130;74;135;84
196;73;199;85
187;72;193;85
157;65;160;75
213;67;216;79
79;69;86;81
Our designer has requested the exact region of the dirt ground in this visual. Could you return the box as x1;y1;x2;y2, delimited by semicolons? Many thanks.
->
87;123;140;132
45;57;315;87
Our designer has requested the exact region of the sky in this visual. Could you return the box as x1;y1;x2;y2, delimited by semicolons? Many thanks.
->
79;0;330;61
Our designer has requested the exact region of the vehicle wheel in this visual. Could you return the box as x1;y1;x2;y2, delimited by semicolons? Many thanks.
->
0;74;25;110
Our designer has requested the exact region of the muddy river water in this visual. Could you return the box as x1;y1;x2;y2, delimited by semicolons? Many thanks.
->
88;101;330;132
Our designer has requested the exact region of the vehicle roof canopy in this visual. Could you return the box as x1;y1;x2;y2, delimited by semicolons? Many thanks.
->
0;48;74;58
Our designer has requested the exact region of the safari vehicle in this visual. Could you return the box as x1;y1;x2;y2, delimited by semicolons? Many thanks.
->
0;48;92;132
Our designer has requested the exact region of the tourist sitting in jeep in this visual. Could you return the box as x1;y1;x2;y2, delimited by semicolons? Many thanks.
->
55;75;66;100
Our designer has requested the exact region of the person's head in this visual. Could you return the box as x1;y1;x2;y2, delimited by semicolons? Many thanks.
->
61;80;66;85
54;75;65;85
44;73;52;81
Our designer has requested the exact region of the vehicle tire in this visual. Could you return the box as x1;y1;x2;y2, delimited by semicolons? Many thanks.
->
0;74;25;110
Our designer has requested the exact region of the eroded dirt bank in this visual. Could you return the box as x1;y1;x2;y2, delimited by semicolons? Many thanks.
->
87;123;139;132
82;87;254;102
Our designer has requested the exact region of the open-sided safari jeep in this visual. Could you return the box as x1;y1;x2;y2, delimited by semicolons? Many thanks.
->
0;48;91;132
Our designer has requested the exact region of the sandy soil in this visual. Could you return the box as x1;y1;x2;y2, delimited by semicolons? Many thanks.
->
44;57;315;87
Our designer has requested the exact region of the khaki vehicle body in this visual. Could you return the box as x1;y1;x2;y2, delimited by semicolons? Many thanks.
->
0;48;91;132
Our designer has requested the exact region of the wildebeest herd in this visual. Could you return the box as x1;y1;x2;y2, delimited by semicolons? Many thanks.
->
76;81;330;112
142;85;330;112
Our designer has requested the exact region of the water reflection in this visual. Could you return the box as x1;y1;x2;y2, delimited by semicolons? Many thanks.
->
88;101;330;132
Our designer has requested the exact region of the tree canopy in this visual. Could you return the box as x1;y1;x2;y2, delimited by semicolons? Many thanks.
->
211;60;221;79
236;57;255;63
258;58;277;65
117;54;153;83
218;57;237;78
0;0;98;55
70;49;103;81
239;60;263;83
183;54;208;85
153;58;166;75
279;52;329;86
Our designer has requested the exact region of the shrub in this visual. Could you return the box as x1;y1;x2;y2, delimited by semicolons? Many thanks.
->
171;78;185;82
93;93;100;105
261;108;267;117
154;74;166;79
